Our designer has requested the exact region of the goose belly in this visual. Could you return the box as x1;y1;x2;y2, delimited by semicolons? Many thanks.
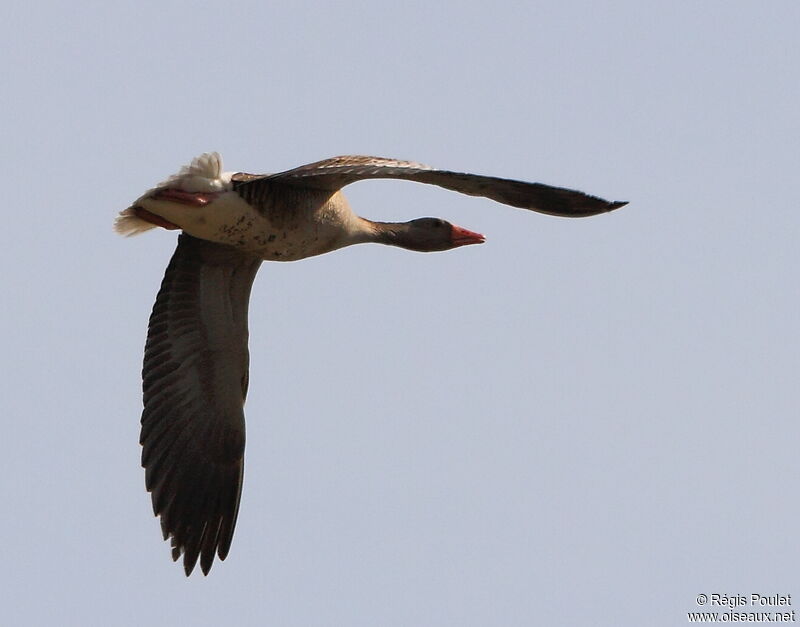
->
139;191;345;261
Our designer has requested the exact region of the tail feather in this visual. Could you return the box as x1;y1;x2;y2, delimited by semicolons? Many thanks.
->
160;152;224;190
115;152;226;237
114;207;157;236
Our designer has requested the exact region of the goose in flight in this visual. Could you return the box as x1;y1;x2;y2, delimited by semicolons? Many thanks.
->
116;152;626;575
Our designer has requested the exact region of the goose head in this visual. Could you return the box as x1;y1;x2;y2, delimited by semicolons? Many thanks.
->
372;217;485;252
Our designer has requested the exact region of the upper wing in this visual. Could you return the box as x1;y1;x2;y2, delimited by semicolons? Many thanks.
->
233;156;626;217
139;233;262;575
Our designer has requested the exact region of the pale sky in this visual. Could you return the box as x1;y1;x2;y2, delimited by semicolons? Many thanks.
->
3;2;799;626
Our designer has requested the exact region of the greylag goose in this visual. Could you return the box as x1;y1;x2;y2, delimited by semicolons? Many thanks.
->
116;152;626;575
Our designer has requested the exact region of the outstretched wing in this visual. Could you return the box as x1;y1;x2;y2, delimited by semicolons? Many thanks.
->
140;233;262;575
233;156;626;217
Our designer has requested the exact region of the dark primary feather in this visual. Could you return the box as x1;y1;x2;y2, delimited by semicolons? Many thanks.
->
232;156;626;218
140;233;262;575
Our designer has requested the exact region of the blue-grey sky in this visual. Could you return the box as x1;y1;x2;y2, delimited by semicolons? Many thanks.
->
3;2;799;625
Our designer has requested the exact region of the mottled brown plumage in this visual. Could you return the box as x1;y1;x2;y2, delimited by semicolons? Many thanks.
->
122;153;626;575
